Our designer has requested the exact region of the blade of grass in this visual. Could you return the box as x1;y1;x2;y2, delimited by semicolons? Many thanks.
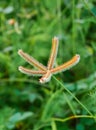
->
63;92;76;115
53;76;93;116
72;0;76;53
83;0;96;17
41;87;64;120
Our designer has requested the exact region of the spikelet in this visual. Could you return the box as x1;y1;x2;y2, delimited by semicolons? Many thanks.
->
18;37;80;83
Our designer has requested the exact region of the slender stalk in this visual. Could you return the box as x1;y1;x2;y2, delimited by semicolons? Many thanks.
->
63;93;76;115
53;76;93;116
52;115;96;122
51;120;57;130
57;0;62;34
41;87;64;120
72;0;76;53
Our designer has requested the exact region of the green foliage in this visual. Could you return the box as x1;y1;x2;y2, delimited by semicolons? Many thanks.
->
6;111;33;129
0;0;96;129
0;107;14;130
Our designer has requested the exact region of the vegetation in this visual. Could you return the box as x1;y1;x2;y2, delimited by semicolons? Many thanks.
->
0;0;96;130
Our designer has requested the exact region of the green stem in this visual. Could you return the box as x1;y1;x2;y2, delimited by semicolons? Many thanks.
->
57;0;62;34
63;92;76;115
51;120;57;130
52;115;96;122
41;87;63;120
72;0;76;53
53;76;93;116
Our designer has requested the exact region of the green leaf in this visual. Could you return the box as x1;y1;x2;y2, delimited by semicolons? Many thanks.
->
91;7;96;17
6;112;33;129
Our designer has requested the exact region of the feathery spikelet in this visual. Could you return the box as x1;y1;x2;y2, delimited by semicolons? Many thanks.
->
18;37;80;83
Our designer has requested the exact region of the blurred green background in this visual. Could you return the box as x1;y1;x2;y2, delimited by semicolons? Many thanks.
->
0;0;96;130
